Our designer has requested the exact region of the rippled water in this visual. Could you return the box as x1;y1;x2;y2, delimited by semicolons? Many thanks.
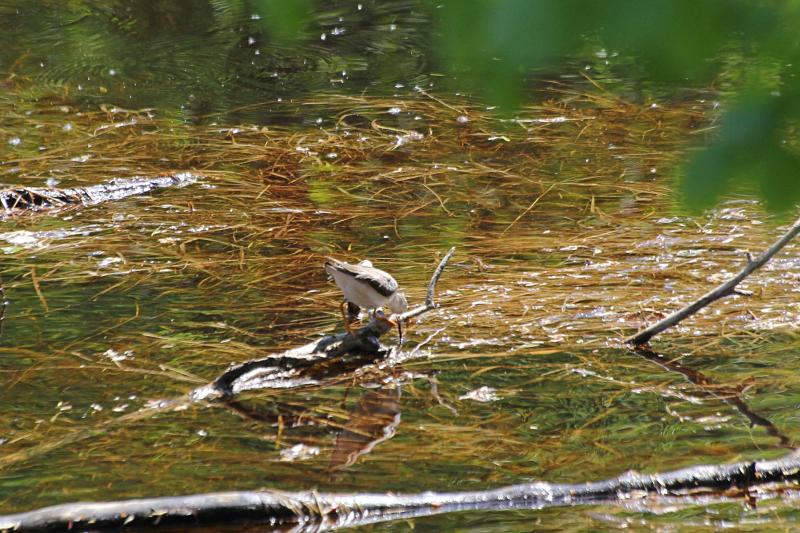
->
1;2;800;532
0;1;433;123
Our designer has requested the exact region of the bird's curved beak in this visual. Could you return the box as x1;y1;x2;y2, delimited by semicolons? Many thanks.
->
388;315;403;344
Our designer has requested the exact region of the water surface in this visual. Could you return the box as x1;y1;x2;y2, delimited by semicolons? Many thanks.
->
1;2;799;531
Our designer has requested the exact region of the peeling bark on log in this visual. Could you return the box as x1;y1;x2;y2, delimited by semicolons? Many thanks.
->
0;173;200;215
3;452;800;531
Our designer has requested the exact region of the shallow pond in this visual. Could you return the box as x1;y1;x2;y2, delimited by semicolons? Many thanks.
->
1;2;800;531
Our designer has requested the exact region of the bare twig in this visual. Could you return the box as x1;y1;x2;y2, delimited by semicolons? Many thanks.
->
501;183;555;235
414;87;466;114
203;247;456;398
29;268;48;313
398;247;456;322
0;250;457;471
626;215;800;345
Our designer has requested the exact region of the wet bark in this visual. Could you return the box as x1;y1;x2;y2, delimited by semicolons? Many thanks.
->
3;452;800;531
0;173;199;215
0;250;456;473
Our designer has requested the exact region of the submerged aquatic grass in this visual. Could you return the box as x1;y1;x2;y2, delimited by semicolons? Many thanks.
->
1;80;800;530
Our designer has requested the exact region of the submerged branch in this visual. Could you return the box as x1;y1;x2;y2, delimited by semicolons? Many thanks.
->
0;173;200;215
4;452;800;531
0;252;456;473
626;215;800;345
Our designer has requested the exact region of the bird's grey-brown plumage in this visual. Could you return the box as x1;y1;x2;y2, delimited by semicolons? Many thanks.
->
324;258;408;317
325;257;408;340
324;258;398;297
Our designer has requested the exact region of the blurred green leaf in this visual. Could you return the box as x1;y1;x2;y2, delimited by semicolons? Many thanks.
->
681;96;786;210
681;145;738;210
252;0;313;42
9;0;800;211
422;0;800;210
756;144;800;212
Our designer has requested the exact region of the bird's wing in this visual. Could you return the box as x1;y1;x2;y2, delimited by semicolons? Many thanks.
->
325;258;398;297
354;268;398;296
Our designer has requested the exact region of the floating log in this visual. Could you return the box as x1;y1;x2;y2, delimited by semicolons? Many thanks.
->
2;452;799;531
0;173;200;214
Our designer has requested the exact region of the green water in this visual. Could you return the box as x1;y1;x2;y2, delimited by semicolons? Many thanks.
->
2;2;800;531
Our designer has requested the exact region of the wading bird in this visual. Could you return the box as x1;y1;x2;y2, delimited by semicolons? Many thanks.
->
324;258;407;340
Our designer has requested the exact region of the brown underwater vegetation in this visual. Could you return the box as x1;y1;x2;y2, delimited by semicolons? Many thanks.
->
3;80;800;530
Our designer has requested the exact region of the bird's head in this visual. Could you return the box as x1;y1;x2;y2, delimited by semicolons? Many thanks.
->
389;289;408;314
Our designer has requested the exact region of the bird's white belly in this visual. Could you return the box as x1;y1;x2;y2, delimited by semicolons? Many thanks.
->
330;270;391;309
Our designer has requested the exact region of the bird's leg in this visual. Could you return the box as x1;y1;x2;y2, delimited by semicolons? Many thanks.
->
347;302;361;331
340;300;354;334
374;311;403;344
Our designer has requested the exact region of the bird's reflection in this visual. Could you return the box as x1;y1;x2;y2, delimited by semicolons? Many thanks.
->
220;381;403;470
329;386;402;470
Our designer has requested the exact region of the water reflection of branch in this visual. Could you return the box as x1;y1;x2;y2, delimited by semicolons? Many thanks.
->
632;346;792;448
425;373;458;416
0;251;456;474
218;384;404;472
222;399;299;426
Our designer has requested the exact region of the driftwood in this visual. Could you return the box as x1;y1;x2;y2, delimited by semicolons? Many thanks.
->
627;214;800;345
0;173;199;215
194;247;456;400
3;452;800;531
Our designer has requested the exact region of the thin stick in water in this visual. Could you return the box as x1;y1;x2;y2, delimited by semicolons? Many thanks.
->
626;215;800;345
